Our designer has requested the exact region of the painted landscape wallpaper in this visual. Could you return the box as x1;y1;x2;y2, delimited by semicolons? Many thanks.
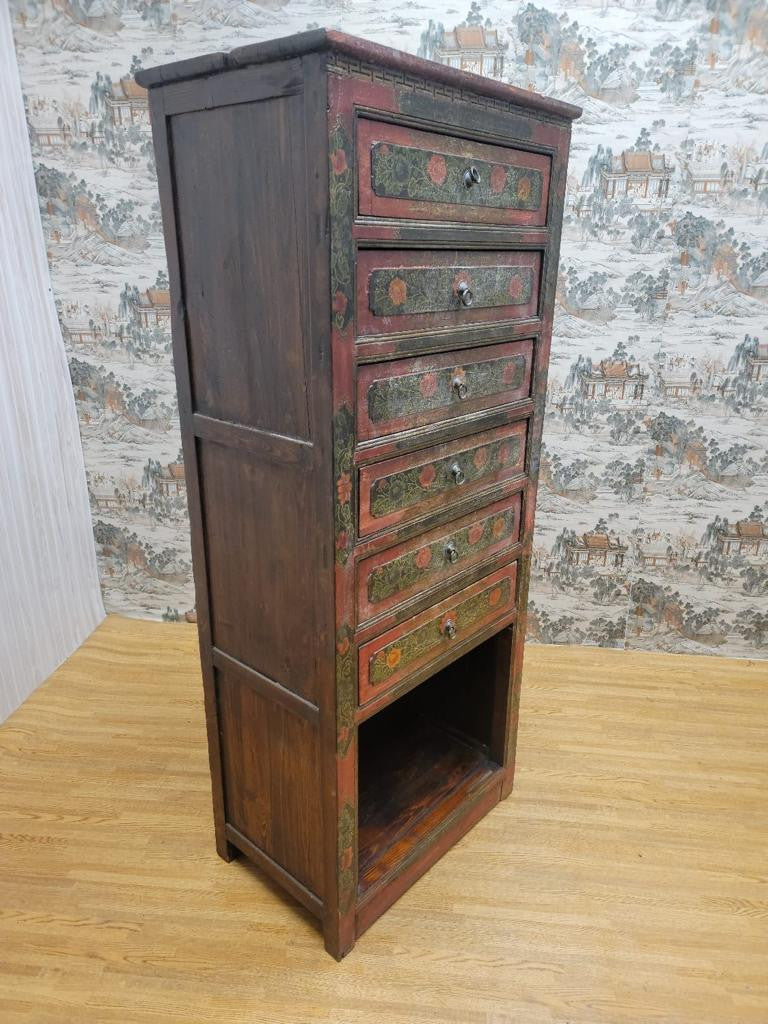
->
9;0;768;658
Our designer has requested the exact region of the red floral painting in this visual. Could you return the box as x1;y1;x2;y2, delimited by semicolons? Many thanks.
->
387;276;408;307
427;153;447;185
419;371;438;397
490;164;508;194
331;148;348;176
468;522;485;545
415;546;433;569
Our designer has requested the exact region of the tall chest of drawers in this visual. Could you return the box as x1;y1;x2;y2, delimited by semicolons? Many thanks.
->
138;30;580;959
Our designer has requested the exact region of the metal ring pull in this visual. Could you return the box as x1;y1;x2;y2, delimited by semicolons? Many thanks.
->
452;376;468;399
442;618;457;639
457;282;473;308
444;541;459;564
463;166;480;188
450;461;465;485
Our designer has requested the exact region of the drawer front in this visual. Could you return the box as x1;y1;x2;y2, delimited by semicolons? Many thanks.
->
356;340;534;442
357;250;540;338
357;119;551;227
357;494;522;625
358;563;518;705
358;420;527;537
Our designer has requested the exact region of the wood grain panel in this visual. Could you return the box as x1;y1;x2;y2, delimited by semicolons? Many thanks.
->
216;664;323;898
198;439;321;703
171;94;311;439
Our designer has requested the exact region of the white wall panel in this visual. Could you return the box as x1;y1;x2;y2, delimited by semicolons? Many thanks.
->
0;2;104;723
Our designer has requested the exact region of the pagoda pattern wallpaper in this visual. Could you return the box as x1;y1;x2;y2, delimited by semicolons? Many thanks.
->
9;0;768;657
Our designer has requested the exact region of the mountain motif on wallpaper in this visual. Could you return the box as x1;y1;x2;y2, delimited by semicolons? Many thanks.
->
9;0;768;656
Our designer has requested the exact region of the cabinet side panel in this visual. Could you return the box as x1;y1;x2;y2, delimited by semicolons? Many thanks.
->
217;666;324;896
149;60;335;902
198;439;319;702
170;96;311;440
165;83;325;704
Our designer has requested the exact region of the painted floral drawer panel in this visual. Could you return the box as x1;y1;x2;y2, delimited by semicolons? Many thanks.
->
370;266;534;318
356;250;540;337
358;563;518;706
358;420;527;538
356;494;522;625
356;340;534;441
357;119;551;227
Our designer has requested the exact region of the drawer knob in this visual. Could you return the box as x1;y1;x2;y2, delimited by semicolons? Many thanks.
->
442;618;457;639
452;376;468;399
457;282;474;308
444;541;459;564
463;166;480;188
450;461;465;485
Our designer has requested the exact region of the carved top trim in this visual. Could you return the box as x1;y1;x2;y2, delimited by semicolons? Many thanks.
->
136;29;581;124
326;52;579;127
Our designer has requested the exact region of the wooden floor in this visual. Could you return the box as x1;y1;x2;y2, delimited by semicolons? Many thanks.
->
1;617;766;1024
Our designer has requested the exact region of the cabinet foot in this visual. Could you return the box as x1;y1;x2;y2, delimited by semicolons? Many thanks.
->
323;914;356;960
324;933;356;961
216;837;238;863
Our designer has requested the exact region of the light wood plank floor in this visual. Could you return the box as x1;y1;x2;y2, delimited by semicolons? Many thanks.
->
1;616;766;1024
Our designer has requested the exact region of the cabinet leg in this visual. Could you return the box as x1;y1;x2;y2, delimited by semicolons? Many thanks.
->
324;929;356;961
323;911;356;961
500;767;517;800
215;831;237;863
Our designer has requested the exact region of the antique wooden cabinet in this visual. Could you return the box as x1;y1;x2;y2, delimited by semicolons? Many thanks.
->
137;31;579;959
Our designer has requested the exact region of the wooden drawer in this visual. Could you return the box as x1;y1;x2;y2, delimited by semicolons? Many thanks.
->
357;119;551;227
356;250;540;338
358;420;527;538
358;563;518;705
356;340;533;442
357;494;521;625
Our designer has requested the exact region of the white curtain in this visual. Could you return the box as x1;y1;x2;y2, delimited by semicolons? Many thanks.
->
0;3;104;723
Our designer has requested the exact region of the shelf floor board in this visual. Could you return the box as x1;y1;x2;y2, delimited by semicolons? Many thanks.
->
357;713;500;894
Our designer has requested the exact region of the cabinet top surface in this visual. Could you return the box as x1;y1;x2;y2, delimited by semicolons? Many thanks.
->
134;28;581;123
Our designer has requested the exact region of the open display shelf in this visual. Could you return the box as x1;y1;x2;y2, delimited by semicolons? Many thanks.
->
358;637;507;898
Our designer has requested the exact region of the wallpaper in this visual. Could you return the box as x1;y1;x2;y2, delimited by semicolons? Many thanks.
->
9;0;768;658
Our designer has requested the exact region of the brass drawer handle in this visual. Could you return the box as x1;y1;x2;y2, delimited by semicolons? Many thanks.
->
442;618;457;639
463;166;480;188
450;461;465;485
444;541;459;564
457;281;473;308
452;376;468;399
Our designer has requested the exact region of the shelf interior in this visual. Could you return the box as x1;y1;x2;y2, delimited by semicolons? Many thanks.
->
357;633;509;896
